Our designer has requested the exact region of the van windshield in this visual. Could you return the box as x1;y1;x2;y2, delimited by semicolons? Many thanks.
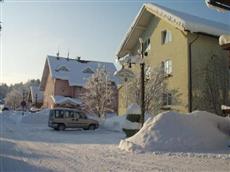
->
49;110;55;120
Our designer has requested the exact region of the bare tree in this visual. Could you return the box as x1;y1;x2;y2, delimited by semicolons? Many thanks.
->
81;66;115;118
127;66;167;115
5;89;23;110
195;54;230;115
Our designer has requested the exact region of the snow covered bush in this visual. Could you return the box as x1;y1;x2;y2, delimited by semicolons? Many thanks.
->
81;66;116;118
5;89;23;110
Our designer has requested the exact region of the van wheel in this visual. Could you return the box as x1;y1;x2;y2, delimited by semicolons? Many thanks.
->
88;124;96;130
58;124;65;131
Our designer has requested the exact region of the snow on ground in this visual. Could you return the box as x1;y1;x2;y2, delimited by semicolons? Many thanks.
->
119;111;230;155
1;110;230;172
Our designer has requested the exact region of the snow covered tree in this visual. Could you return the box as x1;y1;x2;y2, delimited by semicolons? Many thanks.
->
81;66;115;118
5;89;23;110
193;54;230;115
127;66;167;115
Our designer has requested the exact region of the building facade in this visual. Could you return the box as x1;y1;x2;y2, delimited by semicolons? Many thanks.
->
40;55;119;112
116;3;230;115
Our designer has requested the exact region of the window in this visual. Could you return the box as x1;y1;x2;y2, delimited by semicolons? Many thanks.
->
79;113;87;119
69;111;75;118
82;67;94;74
74;111;80;119
144;38;151;51
55;110;64;118
162;92;172;106
55;66;69;72
161;30;172;44
64;110;70;118
163;60;172;75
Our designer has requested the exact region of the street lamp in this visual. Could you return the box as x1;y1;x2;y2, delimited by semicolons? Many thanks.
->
139;38;145;127
116;38;147;127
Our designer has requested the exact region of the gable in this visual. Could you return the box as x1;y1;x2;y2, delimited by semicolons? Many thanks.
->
117;3;230;58
40;60;50;91
55;65;69;72
82;67;94;74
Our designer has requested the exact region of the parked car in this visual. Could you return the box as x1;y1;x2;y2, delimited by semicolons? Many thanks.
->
48;108;99;131
0;105;9;111
2;107;9;111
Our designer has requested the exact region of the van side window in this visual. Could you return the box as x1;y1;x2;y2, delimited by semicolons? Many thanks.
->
55;110;64;118
74;111;80;119
69;111;74;118
79;113;87;119
49;110;54;117
64;110;70;118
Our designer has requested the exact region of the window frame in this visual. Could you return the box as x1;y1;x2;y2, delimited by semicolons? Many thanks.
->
161;30;172;45
162;92;172;106
163;59;173;76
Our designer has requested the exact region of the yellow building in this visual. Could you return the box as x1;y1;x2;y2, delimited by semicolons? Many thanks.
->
116;3;230;115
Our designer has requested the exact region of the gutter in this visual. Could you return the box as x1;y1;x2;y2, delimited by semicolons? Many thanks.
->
188;34;200;112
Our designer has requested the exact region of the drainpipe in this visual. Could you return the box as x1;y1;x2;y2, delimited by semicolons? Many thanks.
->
188;34;200;112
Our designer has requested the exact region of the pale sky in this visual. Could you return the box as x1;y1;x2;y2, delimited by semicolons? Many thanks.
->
0;0;229;85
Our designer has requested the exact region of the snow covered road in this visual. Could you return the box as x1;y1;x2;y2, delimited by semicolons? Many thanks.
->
0;112;230;172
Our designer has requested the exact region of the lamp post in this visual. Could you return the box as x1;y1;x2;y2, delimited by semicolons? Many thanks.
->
139;38;145;127
116;38;146;127
35;93;38;107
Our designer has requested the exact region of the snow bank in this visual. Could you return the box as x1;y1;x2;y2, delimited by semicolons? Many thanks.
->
21;109;50;124
119;111;230;153
101;115;127;132
126;103;141;114
101;114;150;132
219;35;230;46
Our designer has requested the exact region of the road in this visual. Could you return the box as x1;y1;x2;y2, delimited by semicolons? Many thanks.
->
0;112;230;172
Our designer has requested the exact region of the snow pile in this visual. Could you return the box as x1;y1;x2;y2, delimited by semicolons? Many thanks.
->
123;120;142;130
101;104;150;132
126;103;141;114
219;35;230;46
119;111;230;153
21;109;50;124
101;115;127;132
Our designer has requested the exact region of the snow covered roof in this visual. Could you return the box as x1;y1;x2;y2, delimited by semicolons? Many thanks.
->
117;3;230;58
40;55;119;89
30;86;43;103
205;0;230;12
51;96;81;105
